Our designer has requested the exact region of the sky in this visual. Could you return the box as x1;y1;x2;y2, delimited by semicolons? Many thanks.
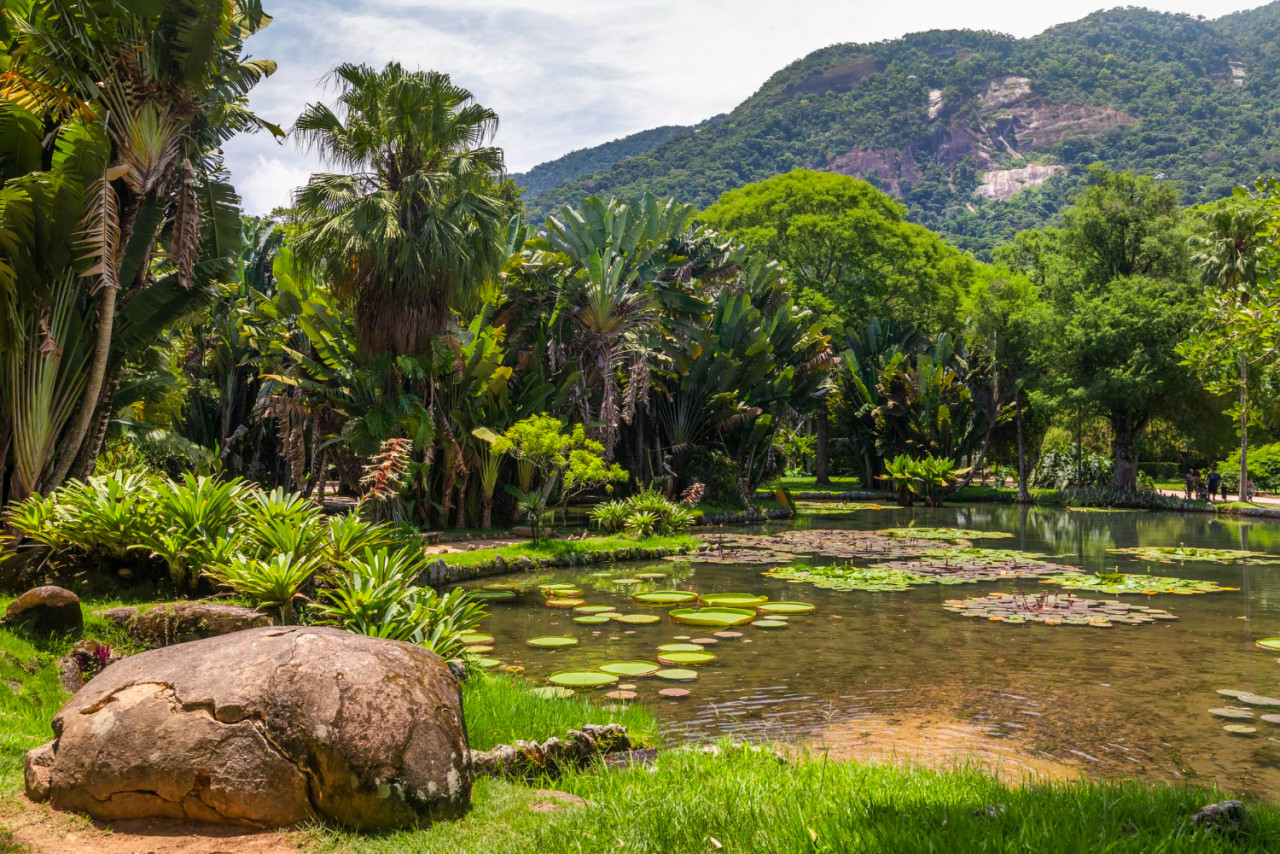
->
226;0;1269;215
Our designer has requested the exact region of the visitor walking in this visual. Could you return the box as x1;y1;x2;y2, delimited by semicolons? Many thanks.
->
1184;470;1193;500
1207;468;1221;503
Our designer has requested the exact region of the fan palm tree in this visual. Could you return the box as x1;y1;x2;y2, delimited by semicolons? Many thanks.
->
1190;204;1271;501
292;62;508;357
0;0;279;497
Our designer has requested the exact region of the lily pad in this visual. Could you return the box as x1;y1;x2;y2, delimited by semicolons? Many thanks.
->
658;643;706;653
611;577;644;586
942;592;1176;626
879;526;1012;542
1255;638;1280;651
669;607;757;627
1224;724;1258;734
599;660;661;677
604;690;638;701
1209;707;1256;720
1260;714;1280;725
698;593;768;609
753;619;788;629
690;637;719;645
658;687;691;698
459;632;494;645
476;657;501;669
463;644;494;654
574;605;617;614
632;590;698;606
1107;546;1280;565
713;630;744;638
635;572;668;581
1237;693;1280;707
471;589;518;602
529;686;575;699
612;613;662;625
545;598;585;608
526;636;578;649
756;601;815;616
1044;572;1237;595
547;670;617;689
1217;688;1250;698
574;614;613;625
540;584;583;597
655;668;698;682
656;650;717;666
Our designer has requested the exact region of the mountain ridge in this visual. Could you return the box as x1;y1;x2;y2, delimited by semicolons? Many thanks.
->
512;4;1280;256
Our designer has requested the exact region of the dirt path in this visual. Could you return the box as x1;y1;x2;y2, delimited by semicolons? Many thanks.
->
4;798;302;854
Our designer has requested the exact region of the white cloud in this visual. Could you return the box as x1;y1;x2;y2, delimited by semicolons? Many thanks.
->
225;0;1268;214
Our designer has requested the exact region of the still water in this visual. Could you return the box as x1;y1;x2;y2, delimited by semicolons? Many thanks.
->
460;504;1280;798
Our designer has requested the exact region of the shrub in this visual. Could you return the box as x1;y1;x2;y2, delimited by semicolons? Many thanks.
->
589;499;630;533
206;551;322;623
624;510;659;538
1219;443;1280;493
589;490;698;538
1032;444;1112;490
878;454;963;506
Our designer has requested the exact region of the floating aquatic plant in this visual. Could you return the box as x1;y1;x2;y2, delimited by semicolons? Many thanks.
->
656;650;717;666
632;590;698;606
526;636;578;649
529;686;575;699
1107;545;1280;565
668;607;757;627
574;605;616;614
1044;572;1238;595
942;592;1177;626
754;619;788;629
765;563;930;592
658;687;691;697
459;632;494;645
540;584;583;597
471;589;518;602
612;613;661;625
545;597;585;608
1256;638;1280;651
879;527;1012;542
698;593;768;609
1224;724;1257;734
573;614;612;625
658;643;706;653
1210;707;1255;720
463;644;494;654
654;668;698;682
688;528;947;564
599;661;661;677
547;670;617;689
756;601;815;616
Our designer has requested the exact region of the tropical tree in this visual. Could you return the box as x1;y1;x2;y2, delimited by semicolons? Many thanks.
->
292;62;508;357
0;0;278;500
1181;202;1274;501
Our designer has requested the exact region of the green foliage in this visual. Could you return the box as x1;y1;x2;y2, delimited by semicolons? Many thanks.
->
315;548;486;659
590;491;697;537
1219;443;1280;492
878;454;963;506
1032;444;1113;490
623;510;658;538
206;551;321;624
588;499;631;534
493;415;626;505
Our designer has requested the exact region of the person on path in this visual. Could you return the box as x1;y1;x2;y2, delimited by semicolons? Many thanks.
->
1184;470;1194;500
1207;469;1222;503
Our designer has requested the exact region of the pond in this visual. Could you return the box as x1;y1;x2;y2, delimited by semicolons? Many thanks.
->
458;504;1280;798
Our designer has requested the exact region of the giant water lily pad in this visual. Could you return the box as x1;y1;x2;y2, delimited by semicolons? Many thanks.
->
698;593;768;609
463;644;494;654
658;643;706;653
575;605;617;614
613;613;661;625
689;528;946;564
766;563;931;592
632;590;698;606
526;636;579;649
1107;546;1280;565
636;572;668;581
545;598;585;609
482;583;521;592
529;685;575;699
1044;572;1238;595
754;619;788;629
1210;707;1256;720
943;593;1176;626
1255;638;1280;651
547;670;618;689
599;660;661;677
669;607;756;627
879;527;1012;542
756;601;815;616
656;650;717;666
1225;724;1257;734
655;668;698;682
1237;693;1280;707
540;584;583;597
471;589;518;602
459;632;494;645
574;614;613;625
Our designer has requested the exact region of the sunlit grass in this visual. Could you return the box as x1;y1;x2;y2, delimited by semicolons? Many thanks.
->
439;533;699;567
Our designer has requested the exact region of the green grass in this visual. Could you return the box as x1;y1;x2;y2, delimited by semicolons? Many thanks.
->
462;673;657;751
762;476;871;494
305;741;1280;853
439;533;700;568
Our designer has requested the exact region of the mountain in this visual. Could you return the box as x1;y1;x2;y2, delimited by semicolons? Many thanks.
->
510;125;695;200
512;4;1280;257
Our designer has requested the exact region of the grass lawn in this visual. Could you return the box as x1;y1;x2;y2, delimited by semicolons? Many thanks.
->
438;533;700;567
762;476;872;494
2;608;1279;853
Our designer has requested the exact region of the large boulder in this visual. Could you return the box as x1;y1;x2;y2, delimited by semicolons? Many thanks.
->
3;586;82;636
95;602;272;647
26;626;470;829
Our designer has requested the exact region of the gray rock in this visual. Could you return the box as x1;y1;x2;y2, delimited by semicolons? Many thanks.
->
26;626;470;829
1190;800;1250;835
3;586;82;636
95;602;272;647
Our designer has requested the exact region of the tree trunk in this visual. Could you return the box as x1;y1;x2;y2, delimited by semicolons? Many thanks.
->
1111;419;1140;491
1016;392;1030;503
455;471;469;530
481;496;493;529
814;405;830;485
48;287;118;490
1240;354;1249;502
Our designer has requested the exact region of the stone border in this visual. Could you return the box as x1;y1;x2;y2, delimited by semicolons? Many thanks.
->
420;543;695;586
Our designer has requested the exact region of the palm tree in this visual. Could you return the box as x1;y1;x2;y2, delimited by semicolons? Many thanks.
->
291;63;508;357
1190;204;1270;501
1;0;278;496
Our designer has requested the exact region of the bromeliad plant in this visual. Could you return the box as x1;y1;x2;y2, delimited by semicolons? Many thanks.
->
589;489;698;537
314;547;487;659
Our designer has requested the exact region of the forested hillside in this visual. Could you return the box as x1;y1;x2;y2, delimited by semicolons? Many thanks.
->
514;4;1280;256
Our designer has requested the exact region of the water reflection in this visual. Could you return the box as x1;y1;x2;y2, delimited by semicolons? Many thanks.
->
462;505;1280;799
